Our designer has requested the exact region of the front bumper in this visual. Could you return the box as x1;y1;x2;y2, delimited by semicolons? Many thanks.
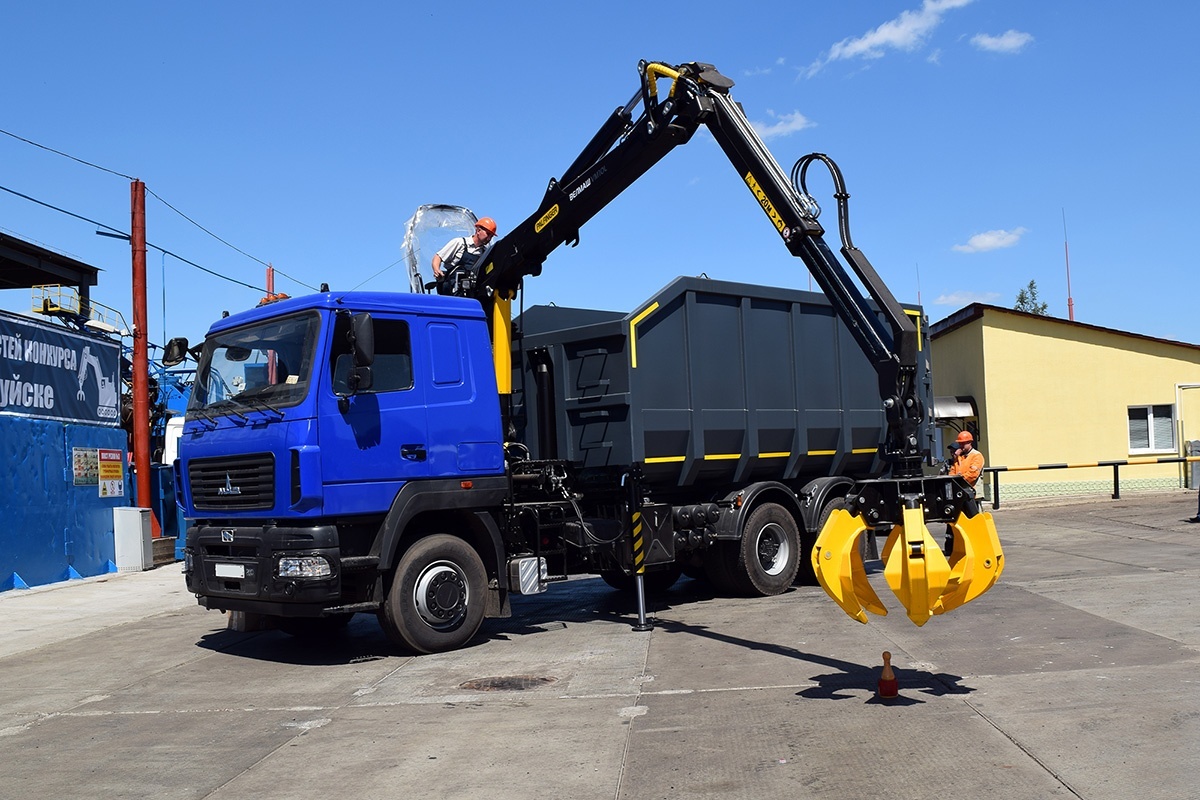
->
185;523;343;615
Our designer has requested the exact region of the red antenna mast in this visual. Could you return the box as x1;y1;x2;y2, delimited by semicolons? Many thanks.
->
1062;208;1075;321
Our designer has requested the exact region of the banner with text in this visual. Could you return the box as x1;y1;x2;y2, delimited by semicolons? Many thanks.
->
0;310;121;426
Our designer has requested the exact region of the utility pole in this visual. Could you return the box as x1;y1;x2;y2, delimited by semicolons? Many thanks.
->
131;179;160;537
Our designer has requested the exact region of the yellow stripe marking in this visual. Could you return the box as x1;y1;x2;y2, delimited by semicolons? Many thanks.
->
629;302;660;369
757;451;791;459
645;455;686;464
807;449;836;456
703;453;741;461
905;308;923;352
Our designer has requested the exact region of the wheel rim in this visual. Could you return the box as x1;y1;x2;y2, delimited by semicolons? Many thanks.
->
756;522;791;576
412;560;469;630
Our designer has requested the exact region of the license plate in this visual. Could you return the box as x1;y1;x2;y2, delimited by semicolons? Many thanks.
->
214;563;246;579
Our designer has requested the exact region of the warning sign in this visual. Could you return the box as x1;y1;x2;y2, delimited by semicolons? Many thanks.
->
98;448;125;498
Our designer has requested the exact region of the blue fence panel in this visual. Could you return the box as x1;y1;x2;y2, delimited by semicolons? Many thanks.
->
1;416;128;590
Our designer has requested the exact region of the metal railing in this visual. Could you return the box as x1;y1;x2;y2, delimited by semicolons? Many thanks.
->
983;455;1200;509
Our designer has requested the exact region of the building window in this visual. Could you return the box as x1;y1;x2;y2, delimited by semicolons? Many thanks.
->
1127;405;1175;454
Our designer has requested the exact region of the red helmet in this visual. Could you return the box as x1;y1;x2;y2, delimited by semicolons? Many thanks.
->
955;430;974;445
475;217;497;236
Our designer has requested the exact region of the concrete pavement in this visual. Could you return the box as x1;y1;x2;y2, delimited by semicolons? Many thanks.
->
1;490;1197;799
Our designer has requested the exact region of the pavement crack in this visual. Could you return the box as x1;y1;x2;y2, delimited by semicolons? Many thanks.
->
612;624;654;800
961;697;1087;799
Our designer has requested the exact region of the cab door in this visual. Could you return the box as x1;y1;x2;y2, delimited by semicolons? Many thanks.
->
317;314;430;514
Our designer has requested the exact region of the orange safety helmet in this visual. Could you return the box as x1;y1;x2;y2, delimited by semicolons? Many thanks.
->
955;430;975;445
475;217;497;236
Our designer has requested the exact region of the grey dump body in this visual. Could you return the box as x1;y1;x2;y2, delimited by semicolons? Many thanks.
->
514;276;931;492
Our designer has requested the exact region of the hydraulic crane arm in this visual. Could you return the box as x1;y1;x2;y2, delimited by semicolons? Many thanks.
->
462;60;1001;624
472;61;923;474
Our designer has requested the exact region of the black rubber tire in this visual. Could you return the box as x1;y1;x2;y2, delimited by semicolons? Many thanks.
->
276;613;354;640
732;502;801;596
600;562;683;594
378;534;487;654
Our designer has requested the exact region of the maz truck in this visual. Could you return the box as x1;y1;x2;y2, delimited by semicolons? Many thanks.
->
171;61;1002;654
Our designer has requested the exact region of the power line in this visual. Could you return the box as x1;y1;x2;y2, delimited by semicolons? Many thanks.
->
148;243;264;292
143;186;268;268
0;181;265;292
0;127;135;181
0;183;125;236
0;126;314;288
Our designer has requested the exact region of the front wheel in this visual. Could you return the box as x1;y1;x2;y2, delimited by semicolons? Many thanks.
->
733;502;801;596
379;534;487;654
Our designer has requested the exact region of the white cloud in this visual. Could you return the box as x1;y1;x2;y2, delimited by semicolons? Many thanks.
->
971;29;1034;54
751;110;815;140
807;0;974;75
952;226;1029;253
744;58;787;77
933;290;1002;306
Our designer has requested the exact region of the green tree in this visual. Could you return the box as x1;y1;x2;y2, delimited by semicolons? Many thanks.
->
1014;279;1049;315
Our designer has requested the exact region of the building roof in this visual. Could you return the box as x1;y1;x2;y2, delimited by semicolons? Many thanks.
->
0;231;101;291
930;303;1200;353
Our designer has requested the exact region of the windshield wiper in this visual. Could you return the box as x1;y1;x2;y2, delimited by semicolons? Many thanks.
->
241;396;285;419
189;406;218;428
207;398;251;421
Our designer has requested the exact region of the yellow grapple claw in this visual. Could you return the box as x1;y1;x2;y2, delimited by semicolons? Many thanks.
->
883;505;951;627
934;510;1004;614
812;509;887;623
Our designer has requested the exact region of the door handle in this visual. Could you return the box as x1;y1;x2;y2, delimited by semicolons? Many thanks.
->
400;444;427;461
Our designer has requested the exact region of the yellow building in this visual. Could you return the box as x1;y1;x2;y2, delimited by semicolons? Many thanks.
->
930;304;1200;502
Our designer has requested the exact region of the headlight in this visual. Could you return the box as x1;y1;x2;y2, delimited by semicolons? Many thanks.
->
277;556;332;578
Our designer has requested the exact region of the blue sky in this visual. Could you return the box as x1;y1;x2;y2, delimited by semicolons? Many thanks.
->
2;1;1197;349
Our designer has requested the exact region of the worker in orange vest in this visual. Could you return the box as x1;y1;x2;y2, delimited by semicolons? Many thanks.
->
945;430;985;555
948;430;984;491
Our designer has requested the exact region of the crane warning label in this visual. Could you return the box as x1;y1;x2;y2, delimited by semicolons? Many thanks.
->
744;172;787;234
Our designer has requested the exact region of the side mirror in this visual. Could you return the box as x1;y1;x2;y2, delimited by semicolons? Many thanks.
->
163;337;190;367
350;312;375;367
334;354;373;413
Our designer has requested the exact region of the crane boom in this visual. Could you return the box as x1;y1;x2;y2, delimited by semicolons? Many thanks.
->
447;60;1003;625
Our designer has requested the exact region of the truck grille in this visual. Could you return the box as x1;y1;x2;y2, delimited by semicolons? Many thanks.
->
189;453;275;511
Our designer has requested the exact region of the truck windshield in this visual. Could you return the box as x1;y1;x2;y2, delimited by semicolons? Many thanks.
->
188;311;320;415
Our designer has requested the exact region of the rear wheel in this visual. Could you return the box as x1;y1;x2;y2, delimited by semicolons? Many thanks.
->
733;502;800;596
378;534;487;654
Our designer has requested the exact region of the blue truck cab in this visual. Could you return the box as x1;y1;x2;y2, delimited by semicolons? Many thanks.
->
177;291;512;651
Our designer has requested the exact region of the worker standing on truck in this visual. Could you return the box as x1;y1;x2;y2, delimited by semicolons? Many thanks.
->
431;216;497;295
